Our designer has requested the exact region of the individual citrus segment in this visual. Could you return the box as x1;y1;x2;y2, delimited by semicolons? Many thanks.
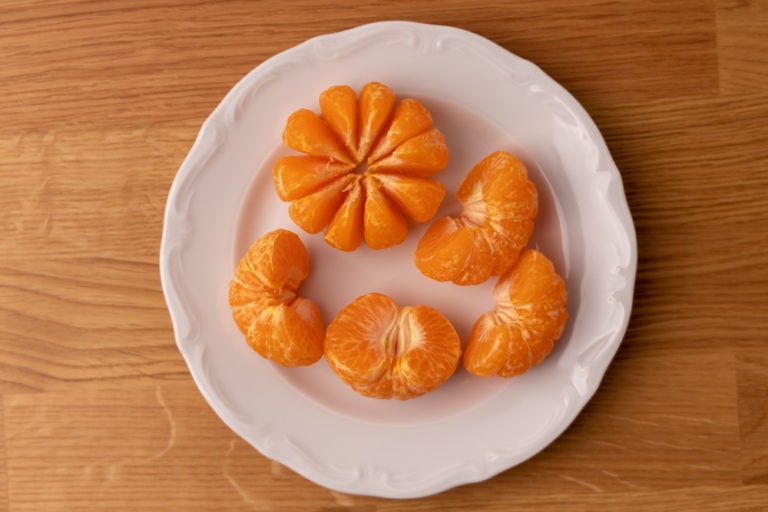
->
282;109;354;164
413;217;475;282
372;173;446;222
274;82;448;250
363;176;408;250
368;128;449;177
228;229;324;367
483;218;535;275
230;297;279;335
246;298;324;367
458;151;538;222
368;98;433;162
450;227;494;285
231;228;309;293
319;85;359;157
414;150;538;284
389;305;462;398
463;249;568;378
325;178;365;252
288;174;356;234
324;293;397;390
456;151;528;201
325;293;461;400
459;313;508;377
272;155;354;202
357;82;396;161
414;216;495;285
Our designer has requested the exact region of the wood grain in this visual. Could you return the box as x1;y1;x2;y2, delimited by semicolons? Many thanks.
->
1;0;767;510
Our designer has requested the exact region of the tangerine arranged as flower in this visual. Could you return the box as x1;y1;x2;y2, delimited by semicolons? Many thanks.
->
415;151;538;285
273;81;449;251
228;229;324;367
325;292;461;400
463;249;568;378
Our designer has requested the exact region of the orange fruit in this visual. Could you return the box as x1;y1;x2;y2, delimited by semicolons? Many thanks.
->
273;82;449;251
228;229;324;367
325;293;461;400
463;249;568;377
414;150;538;285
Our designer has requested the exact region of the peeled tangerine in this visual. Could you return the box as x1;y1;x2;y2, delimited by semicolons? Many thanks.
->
414;151;538;285
228;229;324;366
463;250;568;377
273;82;449;251
325;293;461;400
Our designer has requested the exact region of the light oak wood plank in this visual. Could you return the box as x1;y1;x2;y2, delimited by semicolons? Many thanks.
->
0;258;187;393
0;396;7;512
0;126;193;260
0;0;719;132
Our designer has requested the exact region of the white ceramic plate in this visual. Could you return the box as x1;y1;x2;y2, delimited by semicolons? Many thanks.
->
160;21;637;498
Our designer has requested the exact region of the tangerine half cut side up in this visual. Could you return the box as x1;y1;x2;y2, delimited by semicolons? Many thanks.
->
273;82;449;251
324;293;462;400
228;229;324;367
463;249;568;378
414;150;538;285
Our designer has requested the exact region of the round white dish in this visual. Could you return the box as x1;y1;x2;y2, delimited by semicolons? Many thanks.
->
160;21;637;498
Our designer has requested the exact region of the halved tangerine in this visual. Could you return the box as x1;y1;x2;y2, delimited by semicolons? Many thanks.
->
228;229;324;367
463;249;568;377
325;293;461;400
414;150;538;285
273;82;449;251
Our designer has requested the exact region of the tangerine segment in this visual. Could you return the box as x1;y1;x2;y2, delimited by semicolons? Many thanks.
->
282;109;354;164
368;128;449;177
463;249;568;378
325;178;365;252
319;85;358;156
390;305;462;398
246;298;324;367
229;229;309;295
414;217;475;281
228;229;324;367
414;217;495;285
368;98;433;162
414;150;538;285
357;82;396;161
325;293;461;400
483;219;535;276
457;151;534;205
325;293;397;391
363;177;408;250
288;174;356;234
372;173;446;223
273;155;354;202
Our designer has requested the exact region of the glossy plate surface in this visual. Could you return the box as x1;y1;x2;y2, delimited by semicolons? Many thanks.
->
160;21;637;498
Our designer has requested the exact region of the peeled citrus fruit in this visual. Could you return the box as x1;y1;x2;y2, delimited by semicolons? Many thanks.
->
463;249;568;377
228;229;324;367
273;82;449;251
414;150;538;285
325;292;461;400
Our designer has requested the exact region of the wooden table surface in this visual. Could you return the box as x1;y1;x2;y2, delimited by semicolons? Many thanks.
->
2;1;767;510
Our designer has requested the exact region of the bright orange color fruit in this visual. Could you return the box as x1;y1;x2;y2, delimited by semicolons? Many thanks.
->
463;249;568;377
414;151;538;285
325;293;461;400
228;229;324;367
273;82;449;251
